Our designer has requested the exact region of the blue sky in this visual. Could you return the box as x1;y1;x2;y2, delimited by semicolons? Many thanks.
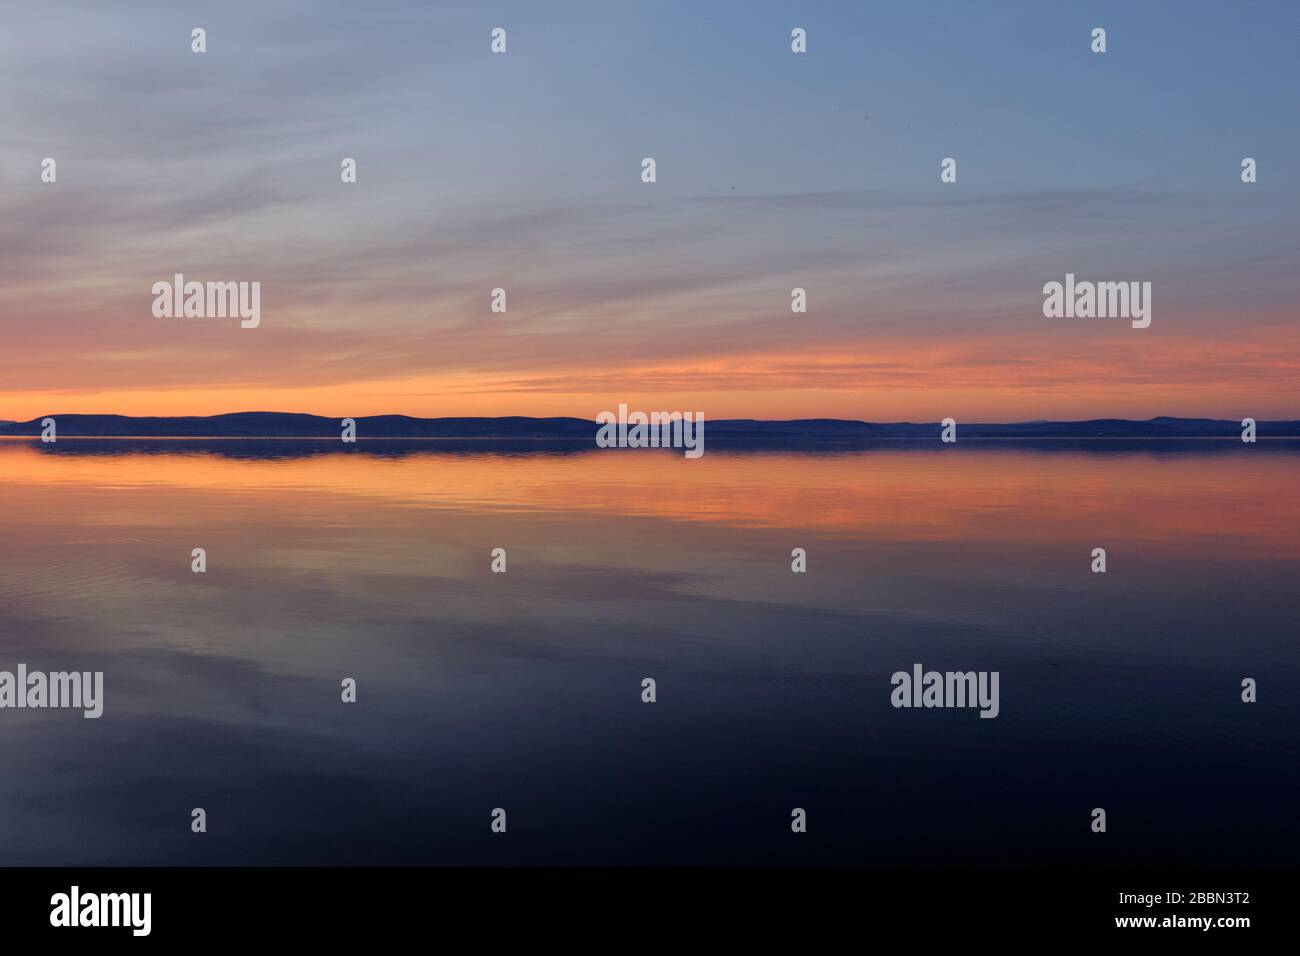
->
1;0;1297;420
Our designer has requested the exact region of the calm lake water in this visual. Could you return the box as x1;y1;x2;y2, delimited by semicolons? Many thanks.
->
1;438;1297;865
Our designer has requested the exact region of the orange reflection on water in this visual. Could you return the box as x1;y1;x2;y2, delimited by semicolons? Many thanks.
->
1;439;1297;558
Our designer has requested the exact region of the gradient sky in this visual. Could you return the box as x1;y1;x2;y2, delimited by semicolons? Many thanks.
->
2;0;1297;421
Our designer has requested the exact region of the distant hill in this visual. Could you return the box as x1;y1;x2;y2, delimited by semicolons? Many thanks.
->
0;413;594;438
1;412;1298;439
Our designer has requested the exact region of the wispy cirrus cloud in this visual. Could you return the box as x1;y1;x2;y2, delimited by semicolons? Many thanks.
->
1;0;1298;419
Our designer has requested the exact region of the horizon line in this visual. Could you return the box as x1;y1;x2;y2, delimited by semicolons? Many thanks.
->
3;411;1295;425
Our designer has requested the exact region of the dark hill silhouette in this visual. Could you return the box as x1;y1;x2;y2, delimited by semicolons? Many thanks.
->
1;412;1298;439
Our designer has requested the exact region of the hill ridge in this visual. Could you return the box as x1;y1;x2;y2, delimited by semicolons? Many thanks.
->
2;412;1298;439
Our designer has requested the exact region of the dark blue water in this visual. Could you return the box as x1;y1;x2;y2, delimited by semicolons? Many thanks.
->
1;439;1296;864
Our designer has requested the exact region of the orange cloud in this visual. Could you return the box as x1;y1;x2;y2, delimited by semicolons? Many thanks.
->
4;321;1297;422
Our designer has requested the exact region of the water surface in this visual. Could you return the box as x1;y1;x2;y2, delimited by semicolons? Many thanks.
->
1;439;1296;864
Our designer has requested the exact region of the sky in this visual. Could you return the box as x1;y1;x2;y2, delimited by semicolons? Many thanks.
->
1;0;1297;422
